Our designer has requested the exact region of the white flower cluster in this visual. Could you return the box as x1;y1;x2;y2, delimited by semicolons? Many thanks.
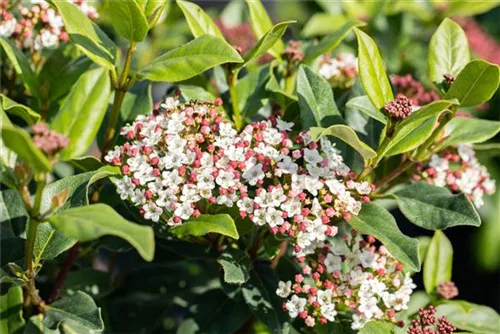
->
277;233;415;329
318;53;359;89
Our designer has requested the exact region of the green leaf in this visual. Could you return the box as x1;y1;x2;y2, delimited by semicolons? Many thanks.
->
405;291;431;317
170;214;239;239
442;117;500;147
0;38;41;106
310;125;377;160
444;1;500;17
217;248;251;284
392;182;481;230
0;190;28;223
236;21;295;70
64;268;113;299
301;13;349;37
67;156;103;172
345;95;386;124
354;28;393;109
142;0;169;28
1;126;51;172
444;60;500;108
106;0;148;41
0;285;25;334
358;321;401;334
246;0;284;59
436;301;500;334
304;20;365;63
348;203;420;272
397;99;458;131
138;35;243;82
429;18;470;84
297;65;342;128
51;67;111;161
33;223;77;262
417;236;432;268
385;115;439;156
51;0;116;69
48;204;154;261
423;230;453;294
120;81;152;122
0;94;40;125
177;0;224;39
179;85;216;101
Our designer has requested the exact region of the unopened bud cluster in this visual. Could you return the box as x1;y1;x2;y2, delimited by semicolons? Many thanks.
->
31;122;69;156
391;74;440;106
283;40;304;64
407;306;456;334
276;233;416;330
384;94;413;120
436;281;458;300
413;144;496;208
318;53;358;89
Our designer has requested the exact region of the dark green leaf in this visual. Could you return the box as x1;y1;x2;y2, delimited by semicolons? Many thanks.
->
67;156;103;172
0;94;40;125
120;81;153;122
170;214;239;239
217;248;251;284
436;301;500;334
246;0;284;59
0;237;25;267
0;285;25;334
423;230;453;294
177;0;224;39
1;126;51;172
64;268;113;299
0;190;28;223
345;95;386;124
442;117;500;147
107;0;149;41
33;223;77;262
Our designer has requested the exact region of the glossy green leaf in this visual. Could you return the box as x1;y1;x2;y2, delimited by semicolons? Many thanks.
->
417;236;432;268
49;204;154;261
354;28;393;109
141;0;169;28
392;182;481;230
444;60;500;107
0;190;27;223
429;18;470;84
106;0;148;41
179;85;216;101
0;285;25;334
51;67;111;160
423;230;453;294
358;321;401;334
0;94;40;125
304;20;364;63
442;117;500;147
348;203;420;272
0;38;41;105
436;301;500;333
297;65;342;128
310;125;377;160
397;99;458;130
246;0;283;59
177;0;224;39
170;214;239;239
67;156;103;172
120;81;153;122
217;248;251;284
138;35;243;82
345;95;386;124
444;1;500;17
385;115;439;156
1;126;51;172
51;0;116;69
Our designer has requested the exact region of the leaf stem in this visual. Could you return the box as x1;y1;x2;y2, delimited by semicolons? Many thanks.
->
374;159;414;192
415;111;453;161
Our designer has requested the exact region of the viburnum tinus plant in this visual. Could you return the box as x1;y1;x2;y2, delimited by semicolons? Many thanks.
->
1;0;499;333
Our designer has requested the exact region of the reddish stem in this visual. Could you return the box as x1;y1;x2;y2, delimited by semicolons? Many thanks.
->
47;243;80;303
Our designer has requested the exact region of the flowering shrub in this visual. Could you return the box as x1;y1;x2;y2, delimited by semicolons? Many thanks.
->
1;1;499;333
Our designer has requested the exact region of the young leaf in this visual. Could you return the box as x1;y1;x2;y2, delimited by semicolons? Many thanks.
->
444;60;500;107
170;214;239;239
442;117;500;147
217;248;251;284
48;204;155;261
444;1;500;17
436;301;500;333
423;230;453;294
51;0;117;69
142;0;169;28
348;203;420;272
51;67;111;161
177;0;224;39
354;28;394;109
392;182;481;230
304;20;365;63
0;95;40;125
396;99;458;130
429;18;470;84
1;126;51;172
138;35;243;82
0;285;25;334
297;65;343;128
310;125;377;160
106;0;149;42
246;0;284;59
345;95;387;124
385;115;439;156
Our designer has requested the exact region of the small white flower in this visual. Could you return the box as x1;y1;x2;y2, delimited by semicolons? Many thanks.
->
143;202;163;222
242;163;264;186
320;303;337;321
276;118;294;132
285;295;307;318
276;281;292;298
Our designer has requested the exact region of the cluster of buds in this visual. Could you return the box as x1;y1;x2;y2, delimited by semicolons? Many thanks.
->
31;122;69;156
407;306;456;334
391;74;440;106
0;0;98;52
384;94;414;120
436;281;458;300
318;53;358;89
413;144;496;208
276;232;416;330
283;40;304;65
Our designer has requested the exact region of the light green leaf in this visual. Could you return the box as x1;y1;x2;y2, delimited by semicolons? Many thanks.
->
358;321;401;334
301;13;349;37
170;214;239;239
417;236;432;267
348;203;420;272
354;28;393;109
217;248;251;284
48;204;155;261
436;301;500;334
444;1;500;17
297;65;343;128
442;117;500;147
423;230;453;294
392;182;481;230
397;99;458;130
246;0;284;59
385;115;439;156
179;85;216;101
138;35;243;82
304;20;365;63
346;95;386;124
444;60;500;108
106;0;149;42
177;0;224;39
0;285;25;334
1;126;51;172
51;67;111;161
429;18;470;84
141;0;169;28
51;0;116;69
310;125;377;160
0;94;40;125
